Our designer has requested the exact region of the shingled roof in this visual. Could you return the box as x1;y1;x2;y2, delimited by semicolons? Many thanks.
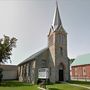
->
18;47;48;65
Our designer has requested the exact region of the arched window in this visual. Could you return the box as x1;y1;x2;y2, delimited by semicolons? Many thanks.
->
60;47;63;56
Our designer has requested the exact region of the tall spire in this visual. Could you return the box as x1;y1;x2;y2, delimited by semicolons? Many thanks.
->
52;1;62;29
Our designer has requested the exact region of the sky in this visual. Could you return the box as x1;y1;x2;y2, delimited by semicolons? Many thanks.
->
0;0;90;65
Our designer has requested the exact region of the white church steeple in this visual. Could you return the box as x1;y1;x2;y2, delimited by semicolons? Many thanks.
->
52;1;62;30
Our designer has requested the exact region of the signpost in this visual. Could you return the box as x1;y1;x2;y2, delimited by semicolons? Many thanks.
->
38;68;49;79
38;68;49;89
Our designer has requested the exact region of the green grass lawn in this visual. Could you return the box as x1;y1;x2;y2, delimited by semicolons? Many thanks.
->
0;80;90;90
69;80;90;87
48;83;89;90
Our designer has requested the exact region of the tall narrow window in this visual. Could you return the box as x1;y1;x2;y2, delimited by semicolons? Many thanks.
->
26;64;29;76
60;47;63;56
41;59;46;68
60;35;63;44
28;63;31;76
83;67;86;76
75;67;78;77
50;67;51;76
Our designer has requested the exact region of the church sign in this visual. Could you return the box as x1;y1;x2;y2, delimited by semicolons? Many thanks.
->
38;68;49;79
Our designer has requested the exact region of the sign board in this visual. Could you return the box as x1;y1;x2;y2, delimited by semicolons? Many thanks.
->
38;68;49;79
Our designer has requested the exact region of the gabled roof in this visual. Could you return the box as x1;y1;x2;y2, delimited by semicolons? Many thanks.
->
71;53;90;66
18;47;48;65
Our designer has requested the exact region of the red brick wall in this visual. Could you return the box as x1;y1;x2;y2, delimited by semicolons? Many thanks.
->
86;65;90;78
71;67;75;77
71;64;90;80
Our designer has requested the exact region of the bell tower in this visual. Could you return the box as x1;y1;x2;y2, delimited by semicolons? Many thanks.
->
48;2;70;82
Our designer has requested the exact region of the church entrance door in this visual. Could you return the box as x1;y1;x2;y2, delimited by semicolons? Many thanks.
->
59;69;64;81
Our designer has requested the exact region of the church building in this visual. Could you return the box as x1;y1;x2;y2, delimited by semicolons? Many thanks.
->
18;2;70;84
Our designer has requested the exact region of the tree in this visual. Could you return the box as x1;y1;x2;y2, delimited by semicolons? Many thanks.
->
0;35;17;84
0;35;17;63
